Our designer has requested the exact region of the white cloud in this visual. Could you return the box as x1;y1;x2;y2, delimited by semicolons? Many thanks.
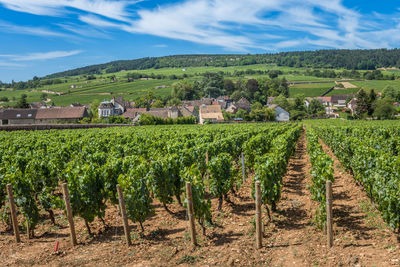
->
0;61;26;67
0;21;69;37
153;44;168;48
2;0;400;51
0;50;83;61
0;0;137;21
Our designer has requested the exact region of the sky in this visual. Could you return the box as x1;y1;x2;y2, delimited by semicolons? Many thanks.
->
0;0;399;82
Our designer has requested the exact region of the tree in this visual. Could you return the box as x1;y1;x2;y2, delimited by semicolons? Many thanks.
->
166;97;182;107
308;99;325;117
231;90;243;102
201;72;224;98
373;99;396;119
245;78;259;98
273;94;290;111
41;93;48;101
223;79;235;95
355;89;369;119
171;81;197;100
90;99;100;118
15;94;29;108
368;89;377;116
381;86;396;99
265;108;275;121
151;100;164;108
268;70;281;79
235;108;247;119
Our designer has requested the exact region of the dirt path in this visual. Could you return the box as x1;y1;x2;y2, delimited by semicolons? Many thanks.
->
319;139;400;266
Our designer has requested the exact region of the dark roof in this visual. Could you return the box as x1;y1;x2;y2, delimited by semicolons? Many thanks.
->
30;102;46;109
182;98;213;107
70;103;83;107
113;97;126;107
36;107;87;119
236;97;251;111
331;95;355;103
123;108;147;119
148;108;169;118
99;102;114;109
0;109;37;120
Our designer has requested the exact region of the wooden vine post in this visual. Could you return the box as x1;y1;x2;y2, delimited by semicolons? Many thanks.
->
326;180;333;248
62;183;77;246
116;184;132;246
241;153;246;182
6;184;20;243
185;182;197;246
255;181;262;249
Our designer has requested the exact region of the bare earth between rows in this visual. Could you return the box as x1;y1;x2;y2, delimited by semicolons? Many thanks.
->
1;130;399;266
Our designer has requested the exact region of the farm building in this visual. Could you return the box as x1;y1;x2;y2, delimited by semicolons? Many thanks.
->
0;109;37;125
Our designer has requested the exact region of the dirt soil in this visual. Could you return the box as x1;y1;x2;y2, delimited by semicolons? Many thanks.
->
1;130;400;266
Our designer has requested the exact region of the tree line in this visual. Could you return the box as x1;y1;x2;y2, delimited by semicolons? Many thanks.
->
43;49;400;78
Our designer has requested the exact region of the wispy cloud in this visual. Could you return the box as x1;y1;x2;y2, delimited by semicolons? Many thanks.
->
0;50;83;61
153;44;168;48
0;0;138;21
0;61;26;67
0;20;69;37
2;0;400;51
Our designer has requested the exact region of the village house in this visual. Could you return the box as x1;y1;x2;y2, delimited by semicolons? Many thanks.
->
199;104;224;124
269;104;290;122
331;95;355;108
347;98;358;115
123;106;197;122
122;108;147;121
35;107;89;124
235;97;251;112
182;98;213;107
98;97;129;118
0;107;88;125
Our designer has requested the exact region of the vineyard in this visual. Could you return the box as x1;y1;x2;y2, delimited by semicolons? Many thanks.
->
1;121;400;266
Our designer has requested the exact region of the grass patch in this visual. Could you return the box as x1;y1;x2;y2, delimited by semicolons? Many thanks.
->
178;255;198;264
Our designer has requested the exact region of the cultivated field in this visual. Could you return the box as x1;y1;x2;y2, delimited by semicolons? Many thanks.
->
2;121;400;266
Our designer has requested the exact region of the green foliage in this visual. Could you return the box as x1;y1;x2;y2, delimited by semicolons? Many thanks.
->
373;99;396;119
182;165;211;234
309;120;400;230
139;114;197;125
119;157;153;231
208;153;234;209
151;99;164;108
253;125;302;210
306;127;334;229
14;94;29;108
307;99;326;117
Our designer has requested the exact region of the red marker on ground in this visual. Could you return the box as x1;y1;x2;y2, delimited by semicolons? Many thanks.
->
54;241;59;252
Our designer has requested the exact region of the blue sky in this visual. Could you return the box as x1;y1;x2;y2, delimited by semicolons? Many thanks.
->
0;0;399;82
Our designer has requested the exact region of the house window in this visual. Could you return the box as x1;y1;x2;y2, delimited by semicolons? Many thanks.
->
28;114;32;117
16;114;21;118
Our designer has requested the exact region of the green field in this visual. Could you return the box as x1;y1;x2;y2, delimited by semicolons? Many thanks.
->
3;64;400;107
289;83;335;97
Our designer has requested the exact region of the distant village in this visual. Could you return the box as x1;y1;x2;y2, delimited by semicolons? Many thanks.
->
0;93;372;126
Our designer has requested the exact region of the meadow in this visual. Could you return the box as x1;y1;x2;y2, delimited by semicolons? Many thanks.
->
1;64;400;106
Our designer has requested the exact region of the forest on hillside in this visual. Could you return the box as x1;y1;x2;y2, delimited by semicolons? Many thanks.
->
45;49;400;78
